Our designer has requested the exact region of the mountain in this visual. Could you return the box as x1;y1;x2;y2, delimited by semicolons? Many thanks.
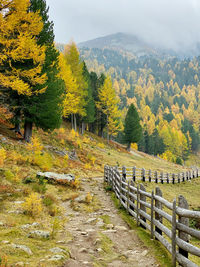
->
78;32;200;59
78;32;159;58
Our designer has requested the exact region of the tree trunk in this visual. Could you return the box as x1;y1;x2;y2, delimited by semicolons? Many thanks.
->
107;115;109;143
74;114;77;132
82;122;85;135
10;109;22;136
24;120;33;143
71;114;74;129
127;142;131;151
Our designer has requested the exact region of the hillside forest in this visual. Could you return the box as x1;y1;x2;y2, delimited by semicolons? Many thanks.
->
79;47;200;164
0;0;200;167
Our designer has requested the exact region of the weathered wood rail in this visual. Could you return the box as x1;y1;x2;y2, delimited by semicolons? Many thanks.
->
104;165;200;267
110;166;200;184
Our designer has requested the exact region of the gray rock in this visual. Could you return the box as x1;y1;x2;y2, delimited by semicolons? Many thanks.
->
21;222;39;230
37;172;75;184
79;248;87;253
49;247;66;254
48;254;65;261
115;225;127;231
28;230;50;239
11;244;32;255
141;250;148;257
106;224;114;229
2;240;10;244
86;218;96;224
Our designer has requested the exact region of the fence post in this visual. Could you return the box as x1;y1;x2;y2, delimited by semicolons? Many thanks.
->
192;170;195;179
155;171;158;183
122;166;126;180
197;168;199;177
140;184;146;229
127;181;130;211
149;169;151;182
142;168;145;182
178;195;189;259
189;171;191;180
155;187;162;238
136;185;139;227
178;173;180;183
151;190;154;239
129;180;135;212
167;173;169;184
182;172;185;182
161;172;164;184
186;171;188;181
104;165;107;182
133;166;136;182
172;173;175;184
172;199;177;267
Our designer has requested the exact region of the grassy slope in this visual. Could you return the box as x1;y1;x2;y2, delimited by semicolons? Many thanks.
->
0;122;199;266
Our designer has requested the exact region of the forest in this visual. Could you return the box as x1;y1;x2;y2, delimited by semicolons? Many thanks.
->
79;47;200;164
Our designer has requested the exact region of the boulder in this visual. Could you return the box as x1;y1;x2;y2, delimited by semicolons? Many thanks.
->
11;244;32;255
37;172;75;185
28;230;50;239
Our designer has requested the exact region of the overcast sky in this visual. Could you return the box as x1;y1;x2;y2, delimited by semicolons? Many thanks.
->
46;0;200;51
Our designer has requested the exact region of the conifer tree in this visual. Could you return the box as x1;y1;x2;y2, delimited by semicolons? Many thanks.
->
82;62;95;133
124;104;142;151
97;76;122;142
21;0;65;142
0;0;46;97
63;42;87;131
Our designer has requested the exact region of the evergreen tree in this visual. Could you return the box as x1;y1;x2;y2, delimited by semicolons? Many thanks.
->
2;0;64;142
82;62;95;131
124;104;142;151
22;0;64;142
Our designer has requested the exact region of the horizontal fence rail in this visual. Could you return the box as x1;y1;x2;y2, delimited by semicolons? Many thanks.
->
107;165;200;184
104;165;200;267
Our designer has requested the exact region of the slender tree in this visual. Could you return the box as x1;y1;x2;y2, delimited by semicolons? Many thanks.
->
97;76;122;142
124;104;142;151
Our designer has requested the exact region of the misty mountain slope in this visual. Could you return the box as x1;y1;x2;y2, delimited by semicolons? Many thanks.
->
79;32;159;57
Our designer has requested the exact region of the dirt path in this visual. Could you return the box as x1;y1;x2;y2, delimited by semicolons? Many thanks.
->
62;177;158;267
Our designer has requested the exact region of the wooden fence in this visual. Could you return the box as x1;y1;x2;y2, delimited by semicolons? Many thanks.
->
104;165;200;267
112;166;200;184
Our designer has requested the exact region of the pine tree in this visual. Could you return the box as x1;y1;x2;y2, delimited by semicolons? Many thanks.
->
124;104;142;151
23;0;64;142
82;62;95;133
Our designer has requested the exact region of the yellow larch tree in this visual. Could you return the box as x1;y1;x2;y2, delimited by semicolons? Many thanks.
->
97;76;122;142
0;0;47;97
63;41;87;131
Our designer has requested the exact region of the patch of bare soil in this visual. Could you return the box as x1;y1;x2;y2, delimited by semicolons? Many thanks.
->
61;177;158;267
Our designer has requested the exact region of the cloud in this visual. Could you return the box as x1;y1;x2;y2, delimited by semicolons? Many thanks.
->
46;0;200;51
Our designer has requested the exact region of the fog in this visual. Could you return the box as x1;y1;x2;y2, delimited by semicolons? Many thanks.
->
46;0;200;52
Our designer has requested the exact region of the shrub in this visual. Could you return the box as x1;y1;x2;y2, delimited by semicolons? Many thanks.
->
0;148;6;167
176;157;183;165
43;194;56;207
0;254;8;267
97;143;105;149
4;170;14;181
33;152;53;171
85;192;93;203
22;192;43;217
27;136;43;154
87;154;96;165
131;143;138;150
